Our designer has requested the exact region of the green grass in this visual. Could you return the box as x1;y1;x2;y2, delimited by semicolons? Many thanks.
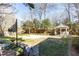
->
39;38;68;56
0;36;16;44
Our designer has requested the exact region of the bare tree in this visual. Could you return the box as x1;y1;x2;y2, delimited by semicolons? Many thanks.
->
40;3;47;19
73;3;79;22
0;4;16;36
0;16;5;36
23;3;35;34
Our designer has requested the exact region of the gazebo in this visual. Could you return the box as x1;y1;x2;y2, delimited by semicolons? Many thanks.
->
54;23;69;36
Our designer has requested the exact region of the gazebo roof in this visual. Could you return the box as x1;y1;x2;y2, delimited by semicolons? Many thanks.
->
55;23;69;29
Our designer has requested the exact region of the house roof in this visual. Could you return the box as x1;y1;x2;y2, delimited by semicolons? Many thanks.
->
8;22;16;32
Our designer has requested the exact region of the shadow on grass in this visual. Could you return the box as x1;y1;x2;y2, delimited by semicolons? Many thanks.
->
37;37;79;56
72;37;79;54
38;38;68;56
25;37;69;56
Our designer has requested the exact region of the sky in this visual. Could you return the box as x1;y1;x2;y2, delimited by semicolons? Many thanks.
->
13;4;30;23
12;3;78;26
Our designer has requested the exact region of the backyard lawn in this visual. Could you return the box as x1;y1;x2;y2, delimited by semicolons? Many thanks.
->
0;36;13;44
39;38;68;56
21;39;43;47
17;35;69;56
0;35;79;56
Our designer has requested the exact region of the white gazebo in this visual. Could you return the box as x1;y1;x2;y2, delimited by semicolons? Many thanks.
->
54;23;69;36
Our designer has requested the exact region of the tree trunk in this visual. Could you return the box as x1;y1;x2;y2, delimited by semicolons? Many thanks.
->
0;25;4;36
29;27;31;34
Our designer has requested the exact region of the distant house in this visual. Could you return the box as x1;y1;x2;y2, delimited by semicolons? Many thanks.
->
8;21;16;36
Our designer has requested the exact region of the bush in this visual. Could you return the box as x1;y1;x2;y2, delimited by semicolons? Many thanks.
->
15;47;23;56
4;43;24;56
10;39;15;42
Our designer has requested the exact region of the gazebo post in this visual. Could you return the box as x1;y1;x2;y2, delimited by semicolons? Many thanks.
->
66;28;67;34
60;28;62;35
54;29;57;35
